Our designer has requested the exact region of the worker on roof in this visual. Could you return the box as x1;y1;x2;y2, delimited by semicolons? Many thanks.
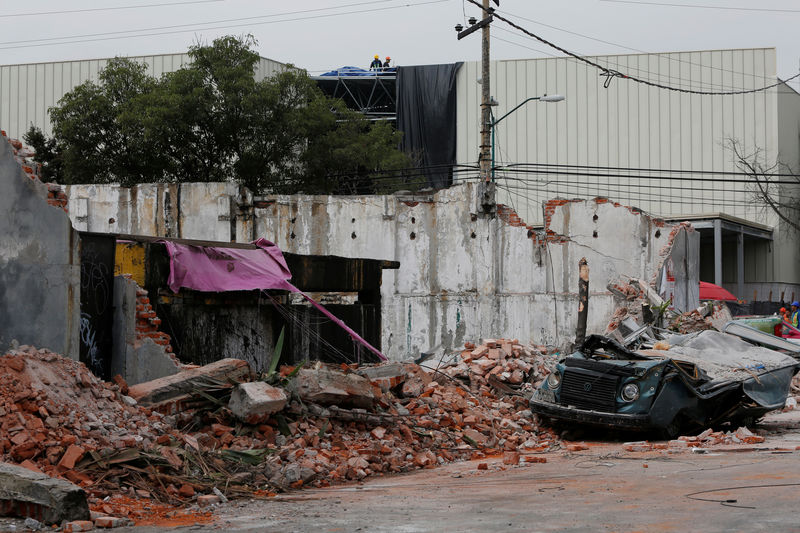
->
791;301;799;328
383;56;392;69
369;54;382;71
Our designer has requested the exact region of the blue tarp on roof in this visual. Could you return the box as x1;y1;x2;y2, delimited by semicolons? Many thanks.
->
320;66;396;77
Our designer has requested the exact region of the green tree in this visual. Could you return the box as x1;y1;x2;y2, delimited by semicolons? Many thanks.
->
48;58;162;186
23;126;62;182
31;35;411;193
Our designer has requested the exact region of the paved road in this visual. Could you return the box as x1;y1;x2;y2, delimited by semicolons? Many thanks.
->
5;412;800;532
128;438;800;532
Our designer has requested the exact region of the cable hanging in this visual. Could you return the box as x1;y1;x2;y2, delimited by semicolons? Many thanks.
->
465;0;800;95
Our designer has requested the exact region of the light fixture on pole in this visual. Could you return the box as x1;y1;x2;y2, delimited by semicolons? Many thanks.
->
489;94;565;181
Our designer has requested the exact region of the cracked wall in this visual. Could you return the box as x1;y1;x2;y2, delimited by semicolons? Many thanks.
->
0;134;80;357
64;182;675;360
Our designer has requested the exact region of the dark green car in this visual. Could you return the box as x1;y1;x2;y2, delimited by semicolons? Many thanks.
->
530;331;799;437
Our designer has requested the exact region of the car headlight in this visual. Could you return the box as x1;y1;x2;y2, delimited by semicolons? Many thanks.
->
621;383;640;402
546;371;561;389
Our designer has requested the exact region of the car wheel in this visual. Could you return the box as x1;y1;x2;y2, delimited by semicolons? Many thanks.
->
729;415;757;429
660;416;684;440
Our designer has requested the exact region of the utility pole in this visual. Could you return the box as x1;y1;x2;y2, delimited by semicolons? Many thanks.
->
456;0;497;214
478;0;495;214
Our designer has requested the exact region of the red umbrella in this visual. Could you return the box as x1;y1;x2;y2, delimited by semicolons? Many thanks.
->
699;281;737;301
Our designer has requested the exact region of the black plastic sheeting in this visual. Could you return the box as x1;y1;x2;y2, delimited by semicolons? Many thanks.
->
396;63;462;189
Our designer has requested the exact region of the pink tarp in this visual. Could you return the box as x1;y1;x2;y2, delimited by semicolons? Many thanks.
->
162;238;387;361
164;238;295;294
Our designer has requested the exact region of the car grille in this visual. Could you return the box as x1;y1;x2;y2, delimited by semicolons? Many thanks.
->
559;367;619;412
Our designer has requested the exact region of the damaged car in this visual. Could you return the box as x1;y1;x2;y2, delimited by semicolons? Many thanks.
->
530;330;799;437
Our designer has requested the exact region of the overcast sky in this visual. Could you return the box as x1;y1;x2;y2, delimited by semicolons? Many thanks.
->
2;0;799;88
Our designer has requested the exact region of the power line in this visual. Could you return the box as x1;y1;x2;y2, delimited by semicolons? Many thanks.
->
495;181;764;208
465;0;800;95
492;28;766;94
502;10;780;89
0;0;448;50
501;161;800;180
492;29;558;58
599;0;800;14
0;0;223;18
495;173;774;197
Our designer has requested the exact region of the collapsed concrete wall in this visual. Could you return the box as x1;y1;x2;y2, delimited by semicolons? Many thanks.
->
0;135;80;358
252;188;672;358
64;182;678;361
112;275;180;385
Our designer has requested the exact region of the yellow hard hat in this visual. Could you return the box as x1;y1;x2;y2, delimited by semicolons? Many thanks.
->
374;54;379;59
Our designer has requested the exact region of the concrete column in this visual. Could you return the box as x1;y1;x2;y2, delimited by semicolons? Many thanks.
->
737;230;744;300
714;219;723;286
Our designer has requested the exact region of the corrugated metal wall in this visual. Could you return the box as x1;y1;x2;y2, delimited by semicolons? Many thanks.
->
0;54;285;139
456;48;782;225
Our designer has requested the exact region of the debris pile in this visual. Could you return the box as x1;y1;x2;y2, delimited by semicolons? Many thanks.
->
0;345;174;484
668;308;715;334
620;427;768;452
439;338;557;391
0;340;557;519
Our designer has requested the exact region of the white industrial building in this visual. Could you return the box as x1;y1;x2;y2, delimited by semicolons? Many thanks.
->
0;52;285;138
456;47;800;302
2;47;799;303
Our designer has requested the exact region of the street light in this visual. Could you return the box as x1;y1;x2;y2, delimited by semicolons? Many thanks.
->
490;94;565;181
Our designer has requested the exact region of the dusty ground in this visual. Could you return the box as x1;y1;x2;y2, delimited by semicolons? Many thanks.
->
107;410;800;533
2;411;799;532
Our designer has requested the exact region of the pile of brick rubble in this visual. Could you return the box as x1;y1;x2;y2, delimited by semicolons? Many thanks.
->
0;339;559;520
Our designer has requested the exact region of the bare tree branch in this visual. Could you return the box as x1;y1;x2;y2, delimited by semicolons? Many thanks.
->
728;139;800;233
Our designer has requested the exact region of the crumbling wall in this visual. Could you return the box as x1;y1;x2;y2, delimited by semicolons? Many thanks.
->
62;182;675;361
65;182;240;240
252;185;672;359
0;133;80;357
111;275;180;385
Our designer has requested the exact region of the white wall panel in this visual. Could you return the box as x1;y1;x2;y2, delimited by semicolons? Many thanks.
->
0;53;286;139
457;48;784;226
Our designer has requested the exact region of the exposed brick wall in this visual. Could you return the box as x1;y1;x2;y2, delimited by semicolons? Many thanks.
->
134;284;174;354
0;130;68;213
498;197;669;246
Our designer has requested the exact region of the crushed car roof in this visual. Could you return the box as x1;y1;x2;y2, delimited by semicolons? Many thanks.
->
635;330;798;382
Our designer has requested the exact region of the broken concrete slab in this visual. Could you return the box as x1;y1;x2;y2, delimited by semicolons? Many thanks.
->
291;366;375;409
228;382;287;423
0;462;90;524
128;358;253;411
400;364;433;398
356;362;407;392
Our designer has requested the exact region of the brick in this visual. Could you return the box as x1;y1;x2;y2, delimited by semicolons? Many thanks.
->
502;451;520;465
58;445;85;471
228;382;287;423
524;456;547;463
197;495;221;507
94;516;126;528
565;443;589;452
462;428;488;446
64;520;94;532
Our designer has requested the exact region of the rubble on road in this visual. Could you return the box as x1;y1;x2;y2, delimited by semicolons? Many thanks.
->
0;339;559;521
620;426;769;452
